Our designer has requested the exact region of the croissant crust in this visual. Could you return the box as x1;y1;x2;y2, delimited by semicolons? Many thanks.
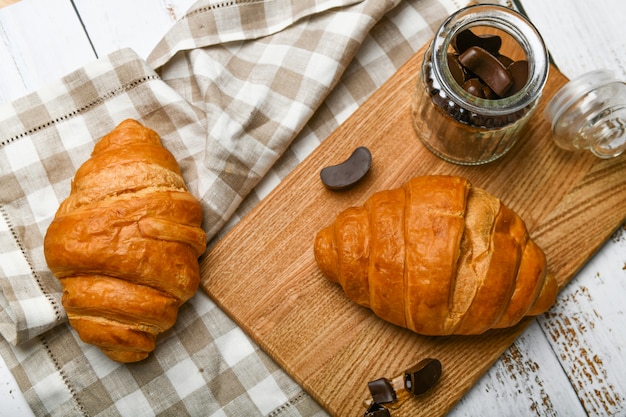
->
44;119;206;362
314;175;557;336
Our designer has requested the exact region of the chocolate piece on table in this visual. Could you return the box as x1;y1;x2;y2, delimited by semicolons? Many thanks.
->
364;402;391;417
452;29;502;55
367;378;397;404
404;358;442;396
319;146;371;190
459;46;513;96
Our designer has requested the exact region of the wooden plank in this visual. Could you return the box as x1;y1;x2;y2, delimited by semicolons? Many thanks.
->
521;0;626;80
538;225;626;416
0;0;196;105
72;0;196;59
450;321;587;416
201;42;626;416
0;0;95;104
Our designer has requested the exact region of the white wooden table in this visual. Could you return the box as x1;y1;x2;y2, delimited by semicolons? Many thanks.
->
1;0;625;416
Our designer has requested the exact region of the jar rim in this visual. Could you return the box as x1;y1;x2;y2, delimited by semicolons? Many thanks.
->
431;4;549;116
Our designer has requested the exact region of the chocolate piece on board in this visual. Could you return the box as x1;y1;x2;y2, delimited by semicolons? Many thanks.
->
367;378;397;404
364;403;391;417
404;358;442;396
320;146;372;190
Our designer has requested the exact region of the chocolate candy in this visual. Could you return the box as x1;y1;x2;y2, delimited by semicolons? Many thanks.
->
453;28;502;55
447;53;466;86
403;358;442;396
497;53;514;67
459;46;512;96
367;378;396;404
320;146;371;190
507;60;529;95
364;402;391;417
363;358;443;414
462;78;486;98
446;29;529;100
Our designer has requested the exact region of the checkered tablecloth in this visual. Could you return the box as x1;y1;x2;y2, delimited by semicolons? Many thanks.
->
0;0;472;415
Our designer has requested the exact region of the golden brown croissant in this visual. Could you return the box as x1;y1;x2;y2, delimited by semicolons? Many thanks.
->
44;119;206;362
314;175;557;336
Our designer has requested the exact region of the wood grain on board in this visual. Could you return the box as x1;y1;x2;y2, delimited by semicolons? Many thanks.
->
201;41;626;416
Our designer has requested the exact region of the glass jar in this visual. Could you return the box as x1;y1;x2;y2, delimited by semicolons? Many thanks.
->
412;4;549;165
544;70;626;158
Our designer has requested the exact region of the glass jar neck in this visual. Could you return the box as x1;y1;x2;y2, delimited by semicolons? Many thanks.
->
430;4;549;116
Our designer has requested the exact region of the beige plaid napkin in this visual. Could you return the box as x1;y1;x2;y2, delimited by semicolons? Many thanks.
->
0;0;465;415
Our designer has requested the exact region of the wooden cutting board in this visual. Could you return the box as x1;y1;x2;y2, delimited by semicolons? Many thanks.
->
201;44;626;416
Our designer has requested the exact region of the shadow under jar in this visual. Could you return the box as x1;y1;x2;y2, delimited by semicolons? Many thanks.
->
412;4;549;165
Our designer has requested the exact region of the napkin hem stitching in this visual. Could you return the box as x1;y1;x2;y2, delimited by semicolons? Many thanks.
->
39;332;88;416
0;74;161;149
184;0;264;18
267;391;311;417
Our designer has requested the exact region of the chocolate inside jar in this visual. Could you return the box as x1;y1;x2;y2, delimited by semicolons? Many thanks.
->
427;26;532;129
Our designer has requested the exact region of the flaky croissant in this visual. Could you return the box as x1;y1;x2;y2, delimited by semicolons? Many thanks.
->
314;175;557;336
44;119;206;362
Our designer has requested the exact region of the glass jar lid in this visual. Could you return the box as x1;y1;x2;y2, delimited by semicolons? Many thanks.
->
545;69;626;158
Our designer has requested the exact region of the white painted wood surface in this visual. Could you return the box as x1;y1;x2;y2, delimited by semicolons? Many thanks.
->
1;0;625;416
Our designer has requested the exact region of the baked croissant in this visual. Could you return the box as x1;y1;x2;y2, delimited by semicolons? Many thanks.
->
44;119;206;362
314;175;557;336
